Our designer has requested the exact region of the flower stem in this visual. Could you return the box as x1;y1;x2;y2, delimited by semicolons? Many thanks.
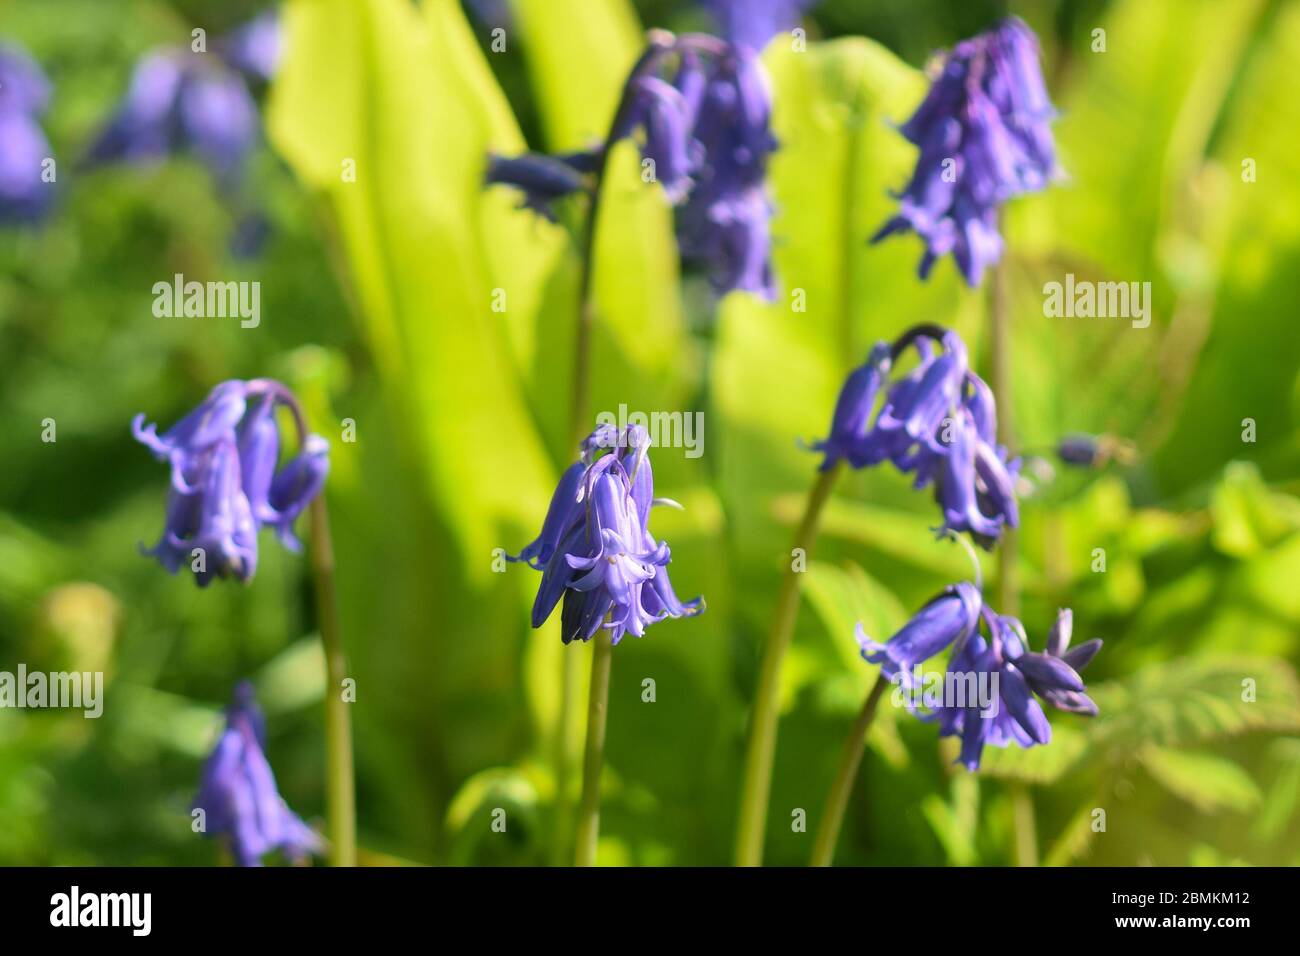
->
308;494;356;867
555;36;679;862
553;151;608;867
574;634;614;866
809;672;888;867
735;462;843;866
1011;782;1039;867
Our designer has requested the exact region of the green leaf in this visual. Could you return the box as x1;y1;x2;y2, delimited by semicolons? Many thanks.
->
783;494;984;582
1210;461;1300;557
977;722;1089;785
984;657;1300;786
510;0;687;447
1090;656;1300;751
1250;738;1300;843
1141;747;1262;814
267;0;555;571
802;559;908;670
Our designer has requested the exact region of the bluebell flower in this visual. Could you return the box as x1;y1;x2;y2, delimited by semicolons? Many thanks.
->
872;17;1059;286
194;682;321;867
861;592;1099;770
0;43;55;224
133;379;330;586
484;153;590;221
856;582;981;687
517;425;702;645
485;30;781;299
1056;432;1135;469
811;343;893;471
701;0;818;52
810;326;1019;544
1020;608;1101;715
84;18;270;192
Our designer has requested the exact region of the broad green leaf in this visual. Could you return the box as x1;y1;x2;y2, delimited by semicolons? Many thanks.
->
425;0;569;380
510;0;686;449
267;0;554;570
1141;747;1261;814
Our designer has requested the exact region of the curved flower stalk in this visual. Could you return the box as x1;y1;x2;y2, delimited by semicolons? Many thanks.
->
872;17;1060;287
194;682;321;867
135;379;354;866
133;379;329;586
484;29;779;300
736;323;1015;866
512;424;703;865
812;324;1020;546
0;42;56;224
810;597;1099;866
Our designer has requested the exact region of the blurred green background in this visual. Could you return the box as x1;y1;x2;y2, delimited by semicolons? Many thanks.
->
2;0;1299;866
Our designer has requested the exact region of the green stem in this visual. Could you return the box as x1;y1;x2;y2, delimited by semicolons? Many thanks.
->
809;673;888;867
550;649;581;865
1011;783;1039;867
552;151;607;868
574;634;614;866
308;494;356;867
553;35;679;864
735;462;844;866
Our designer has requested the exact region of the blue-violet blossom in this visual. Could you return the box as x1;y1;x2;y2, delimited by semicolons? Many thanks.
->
83;14;280;190
133;379;330;586
811;325;1020;545
872;17;1059;287
513;424;703;644
194;681;321;866
0;42;55;224
484;29;780;299
857;594;1098;770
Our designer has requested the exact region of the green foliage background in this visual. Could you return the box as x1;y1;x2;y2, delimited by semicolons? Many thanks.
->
2;0;1299;866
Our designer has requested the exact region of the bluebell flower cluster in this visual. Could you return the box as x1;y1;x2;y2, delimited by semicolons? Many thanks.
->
812;325;1020;545
0;42;55;224
513;424;703;644
485;29;780;299
83;14;279;190
194;682;321;867
872;17;1059;286
858;592;1099;770
133;379;330;586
